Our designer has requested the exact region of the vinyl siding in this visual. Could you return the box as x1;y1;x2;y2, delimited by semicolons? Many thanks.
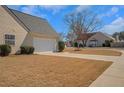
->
87;32;113;47
0;6;27;53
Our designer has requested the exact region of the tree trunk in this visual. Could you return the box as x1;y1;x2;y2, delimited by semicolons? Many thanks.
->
82;40;87;47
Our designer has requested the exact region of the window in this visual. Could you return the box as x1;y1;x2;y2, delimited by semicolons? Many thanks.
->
5;34;15;45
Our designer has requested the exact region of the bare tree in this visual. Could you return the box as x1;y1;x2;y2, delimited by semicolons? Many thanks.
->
58;32;66;40
65;10;102;47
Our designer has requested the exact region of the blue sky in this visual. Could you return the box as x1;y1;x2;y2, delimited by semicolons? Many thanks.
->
8;5;124;35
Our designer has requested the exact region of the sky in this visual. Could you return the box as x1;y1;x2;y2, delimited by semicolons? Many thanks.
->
8;5;124;35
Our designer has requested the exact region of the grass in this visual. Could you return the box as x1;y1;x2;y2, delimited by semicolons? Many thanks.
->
0;55;112;87
64;48;122;56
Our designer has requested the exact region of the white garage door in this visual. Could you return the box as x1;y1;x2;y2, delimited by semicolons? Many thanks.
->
33;37;57;52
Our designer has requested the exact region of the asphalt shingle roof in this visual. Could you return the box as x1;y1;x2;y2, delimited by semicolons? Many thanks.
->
8;7;59;38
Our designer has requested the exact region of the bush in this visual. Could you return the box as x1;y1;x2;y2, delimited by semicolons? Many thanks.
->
0;44;11;56
20;46;34;54
105;40;110;47
102;43;105;47
74;42;78;47
103;40;113;47
104;40;112;47
58;41;65;52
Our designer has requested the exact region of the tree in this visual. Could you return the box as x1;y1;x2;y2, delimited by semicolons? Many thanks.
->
112;32;119;39
58;32;66;40
112;31;124;41
120;31;124;40
65;10;102;47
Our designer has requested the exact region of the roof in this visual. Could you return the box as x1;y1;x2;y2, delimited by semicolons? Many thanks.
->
101;32;115;40
2;6;59;38
76;32;115;41
76;33;96;40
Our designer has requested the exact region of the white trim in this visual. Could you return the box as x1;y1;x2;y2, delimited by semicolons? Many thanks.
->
3;33;16;46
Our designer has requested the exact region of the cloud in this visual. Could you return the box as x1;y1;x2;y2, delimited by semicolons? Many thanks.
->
76;5;91;12
20;6;36;13
107;7;119;17
21;6;48;18
39;5;67;14
7;5;21;10
111;7;118;13
8;5;68;18
100;17;124;34
8;5;47;18
98;6;119;18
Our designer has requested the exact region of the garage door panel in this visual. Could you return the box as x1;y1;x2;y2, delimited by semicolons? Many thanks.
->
33;37;56;52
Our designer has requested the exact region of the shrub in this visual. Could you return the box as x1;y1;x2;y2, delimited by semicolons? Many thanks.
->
58;41;65;52
104;40;112;47
0;44;11;56
74;42;78;47
104;40;113;47
102;43;105;47
105;40;110;47
20;46;34;54
29;47;35;54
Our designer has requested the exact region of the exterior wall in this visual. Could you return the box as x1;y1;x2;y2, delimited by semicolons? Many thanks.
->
0;6;27;53
22;32;59;52
0;6;59;53
21;31;59;52
86;32;112;47
22;33;33;46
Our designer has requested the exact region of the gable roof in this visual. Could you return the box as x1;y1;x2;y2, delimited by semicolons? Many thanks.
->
76;32;115;41
76;33;96;40
2;6;59;38
100;32;115;40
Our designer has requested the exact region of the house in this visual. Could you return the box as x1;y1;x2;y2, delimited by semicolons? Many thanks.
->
0;6;59;54
76;32;115;47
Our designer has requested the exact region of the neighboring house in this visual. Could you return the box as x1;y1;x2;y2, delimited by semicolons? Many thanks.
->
0;6;59;54
76;32;115;47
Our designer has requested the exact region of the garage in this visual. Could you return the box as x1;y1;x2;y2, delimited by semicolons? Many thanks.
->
5;7;59;53
33;37;57;52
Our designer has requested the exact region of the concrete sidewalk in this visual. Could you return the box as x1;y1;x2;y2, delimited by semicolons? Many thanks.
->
90;51;124;87
37;50;124;87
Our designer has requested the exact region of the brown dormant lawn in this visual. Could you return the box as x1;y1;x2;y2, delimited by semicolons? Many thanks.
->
0;55;112;87
64;48;122;56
